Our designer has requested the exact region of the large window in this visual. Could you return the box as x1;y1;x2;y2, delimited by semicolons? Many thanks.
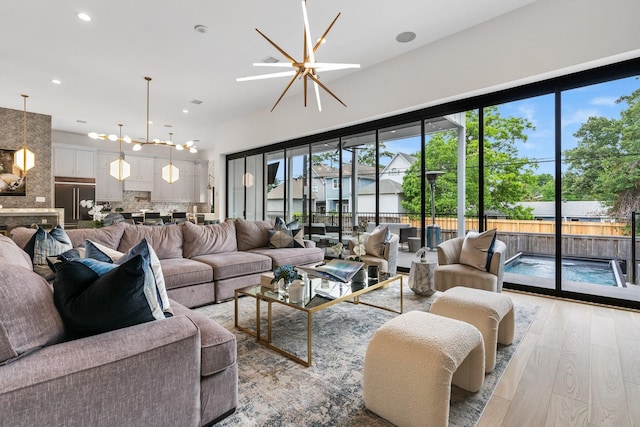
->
226;59;640;308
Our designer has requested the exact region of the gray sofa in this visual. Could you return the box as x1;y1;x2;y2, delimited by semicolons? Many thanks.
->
0;234;238;427
10;218;325;306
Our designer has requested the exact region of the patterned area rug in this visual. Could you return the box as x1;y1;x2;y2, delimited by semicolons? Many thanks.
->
195;281;539;426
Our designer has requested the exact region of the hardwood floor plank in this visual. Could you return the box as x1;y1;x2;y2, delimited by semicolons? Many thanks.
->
494;331;539;400
544;393;589;427
539;300;571;351
476;395;509;427
589;345;631;427
611;309;640;342
503;345;561;426
591;307;618;350
552;306;591;403
623;382;640;427
617;338;640;387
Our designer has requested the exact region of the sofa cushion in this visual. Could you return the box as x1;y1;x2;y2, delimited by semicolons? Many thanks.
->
0;265;65;364
182;219;237;258
53;254;166;337
160;258;214;290
192;252;272;281
118;223;184;260
267;229;295;248
0;235;32;270
172;301;237;376
459;229;497;272
248;247;324;268
66;222;127;250
235;218;273;251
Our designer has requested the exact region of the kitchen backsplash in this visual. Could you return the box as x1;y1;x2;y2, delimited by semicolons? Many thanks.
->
98;190;209;214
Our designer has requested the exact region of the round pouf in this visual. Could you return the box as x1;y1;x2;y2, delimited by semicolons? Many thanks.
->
363;311;485;427
430;286;514;373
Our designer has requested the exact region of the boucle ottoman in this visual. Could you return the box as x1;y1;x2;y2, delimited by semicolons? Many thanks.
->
430;286;514;373
363;311;485;427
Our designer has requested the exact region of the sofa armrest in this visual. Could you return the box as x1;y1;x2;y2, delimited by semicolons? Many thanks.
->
303;239;317;248
0;316;201;427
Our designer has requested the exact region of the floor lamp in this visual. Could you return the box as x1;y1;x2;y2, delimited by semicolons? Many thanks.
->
425;171;444;250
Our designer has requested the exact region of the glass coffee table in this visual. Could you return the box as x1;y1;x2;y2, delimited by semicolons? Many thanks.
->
234;274;403;367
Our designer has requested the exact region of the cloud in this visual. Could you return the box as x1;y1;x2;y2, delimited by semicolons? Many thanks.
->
561;108;600;128
590;96;618;107
517;103;537;127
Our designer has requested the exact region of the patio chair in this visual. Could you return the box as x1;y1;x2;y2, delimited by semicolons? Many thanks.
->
349;231;399;275
434;236;507;292
399;227;418;250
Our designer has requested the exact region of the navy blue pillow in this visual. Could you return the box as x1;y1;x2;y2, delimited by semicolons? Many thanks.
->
53;255;155;337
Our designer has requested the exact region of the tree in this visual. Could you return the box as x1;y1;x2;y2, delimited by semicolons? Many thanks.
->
401;108;537;219
563;86;640;219
311;143;393;167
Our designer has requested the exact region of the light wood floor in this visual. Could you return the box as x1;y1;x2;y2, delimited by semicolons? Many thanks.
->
476;290;640;427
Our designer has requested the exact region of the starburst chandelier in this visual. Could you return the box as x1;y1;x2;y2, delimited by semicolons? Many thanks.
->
236;0;359;112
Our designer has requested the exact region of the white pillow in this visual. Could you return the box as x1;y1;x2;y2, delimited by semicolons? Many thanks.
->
459;229;497;272
364;225;389;257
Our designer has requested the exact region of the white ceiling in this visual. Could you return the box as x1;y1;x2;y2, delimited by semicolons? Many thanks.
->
0;0;538;151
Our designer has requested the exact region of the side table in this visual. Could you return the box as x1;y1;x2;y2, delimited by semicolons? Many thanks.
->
408;260;437;295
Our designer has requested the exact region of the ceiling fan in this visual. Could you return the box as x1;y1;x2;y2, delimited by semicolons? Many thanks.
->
236;0;360;112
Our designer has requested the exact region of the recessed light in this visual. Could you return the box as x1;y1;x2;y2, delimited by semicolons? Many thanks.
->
395;31;416;43
194;25;208;34
182;109;189;114
51;79;62;85
77;12;92;22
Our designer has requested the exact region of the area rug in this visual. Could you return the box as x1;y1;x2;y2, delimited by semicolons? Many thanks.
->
195;282;539;426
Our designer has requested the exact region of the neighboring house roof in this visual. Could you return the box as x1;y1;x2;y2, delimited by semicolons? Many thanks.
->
312;163;379;178
267;179;317;200
358;179;404;195
380;152;417;175
517;201;610;219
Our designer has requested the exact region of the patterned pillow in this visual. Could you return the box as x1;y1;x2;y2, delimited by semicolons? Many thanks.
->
459;229;498;271
24;225;73;266
268;229;294;248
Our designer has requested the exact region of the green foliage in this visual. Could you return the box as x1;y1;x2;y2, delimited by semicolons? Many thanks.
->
562;85;640;219
401;108;537;219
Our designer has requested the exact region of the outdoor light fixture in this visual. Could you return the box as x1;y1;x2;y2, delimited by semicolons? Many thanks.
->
14;94;35;174
109;124;131;181
425;170;444;249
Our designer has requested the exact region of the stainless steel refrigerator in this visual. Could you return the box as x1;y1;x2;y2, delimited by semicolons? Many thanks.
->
54;177;96;228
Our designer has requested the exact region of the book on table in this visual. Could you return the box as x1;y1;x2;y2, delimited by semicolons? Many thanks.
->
296;259;365;283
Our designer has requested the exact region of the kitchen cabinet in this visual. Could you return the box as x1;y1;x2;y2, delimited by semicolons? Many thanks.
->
195;161;209;203
124;155;154;191
151;159;196;202
54;147;95;178
95;152;123;202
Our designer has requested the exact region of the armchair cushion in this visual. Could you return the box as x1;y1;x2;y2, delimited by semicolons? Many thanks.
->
459;229;497;272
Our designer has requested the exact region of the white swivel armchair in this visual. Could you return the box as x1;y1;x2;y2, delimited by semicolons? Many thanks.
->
434;236;507;292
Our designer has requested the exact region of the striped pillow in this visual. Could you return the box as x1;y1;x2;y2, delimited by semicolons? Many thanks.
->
25;225;73;266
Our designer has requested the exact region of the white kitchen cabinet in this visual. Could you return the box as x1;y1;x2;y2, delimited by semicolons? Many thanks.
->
54;147;95;178
124;155;154;191
151;159;196;202
95;152;123;202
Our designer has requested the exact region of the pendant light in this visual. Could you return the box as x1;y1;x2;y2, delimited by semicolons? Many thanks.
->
109;124;131;181
14;94;35;173
162;133;180;184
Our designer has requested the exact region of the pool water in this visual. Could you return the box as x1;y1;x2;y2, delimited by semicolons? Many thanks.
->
505;255;618;287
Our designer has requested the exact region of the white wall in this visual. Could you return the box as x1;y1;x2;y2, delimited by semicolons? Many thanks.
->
210;0;640;216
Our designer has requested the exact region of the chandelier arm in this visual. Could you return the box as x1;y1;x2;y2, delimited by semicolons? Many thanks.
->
236;71;297;82
312;13;341;54
255;29;297;64
271;69;303;112
307;73;346;107
304;70;308;107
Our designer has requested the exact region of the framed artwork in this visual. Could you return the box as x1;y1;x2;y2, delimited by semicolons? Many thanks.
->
0;149;26;196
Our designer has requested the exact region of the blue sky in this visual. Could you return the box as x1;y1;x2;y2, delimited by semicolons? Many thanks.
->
382;75;639;176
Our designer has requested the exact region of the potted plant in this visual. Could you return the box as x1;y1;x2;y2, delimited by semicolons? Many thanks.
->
271;265;302;295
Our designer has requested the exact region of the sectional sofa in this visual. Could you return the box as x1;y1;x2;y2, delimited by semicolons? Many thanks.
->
10;218;325;307
0;234;238;427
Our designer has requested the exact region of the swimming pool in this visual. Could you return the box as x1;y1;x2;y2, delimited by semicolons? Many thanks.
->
504;253;625;287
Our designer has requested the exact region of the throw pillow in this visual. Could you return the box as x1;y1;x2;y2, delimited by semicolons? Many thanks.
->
268;229;294;248
459;229;498;272
364;225;389;257
291;227;305;248
53;255;158;337
372;224;391;243
85;238;172;318
24;225;73;266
